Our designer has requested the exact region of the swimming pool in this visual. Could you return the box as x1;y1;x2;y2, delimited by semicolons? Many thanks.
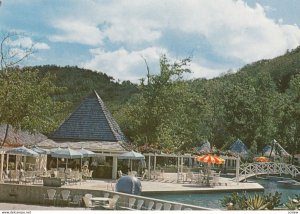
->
144;176;300;209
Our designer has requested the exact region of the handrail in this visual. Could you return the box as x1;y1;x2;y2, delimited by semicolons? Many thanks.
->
237;162;300;181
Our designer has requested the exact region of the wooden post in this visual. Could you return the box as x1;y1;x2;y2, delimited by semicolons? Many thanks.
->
112;156;117;180
236;156;240;184
148;154;151;179
154;153;157;172
0;151;4;182
6;153;9;171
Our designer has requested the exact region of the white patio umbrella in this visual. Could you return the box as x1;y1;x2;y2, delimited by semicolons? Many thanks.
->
78;147;96;158
51;147;83;169
77;147;96;170
31;145;49;171
6;146;39;157
31;145;50;155
118;150;145;171
50;147;62;169
5;146;39;178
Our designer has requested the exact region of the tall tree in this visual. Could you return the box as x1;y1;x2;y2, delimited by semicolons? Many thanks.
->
277;74;300;156
0;33;67;147
116;55;210;152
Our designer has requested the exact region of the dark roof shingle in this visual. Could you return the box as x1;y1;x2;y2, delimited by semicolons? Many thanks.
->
51;91;129;144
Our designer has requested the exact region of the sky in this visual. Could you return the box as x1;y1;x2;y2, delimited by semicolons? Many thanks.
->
1;0;300;83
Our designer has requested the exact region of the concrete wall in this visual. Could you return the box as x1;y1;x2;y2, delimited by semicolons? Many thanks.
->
0;183;213;210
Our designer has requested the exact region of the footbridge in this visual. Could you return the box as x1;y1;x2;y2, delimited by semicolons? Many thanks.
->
236;162;300;182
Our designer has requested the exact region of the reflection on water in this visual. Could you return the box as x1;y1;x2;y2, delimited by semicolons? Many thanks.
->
144;177;300;209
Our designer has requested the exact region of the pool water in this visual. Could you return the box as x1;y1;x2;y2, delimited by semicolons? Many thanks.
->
144;177;300;209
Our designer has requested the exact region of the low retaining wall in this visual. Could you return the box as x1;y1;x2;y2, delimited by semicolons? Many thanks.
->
0;183;213;210
0;183;105;205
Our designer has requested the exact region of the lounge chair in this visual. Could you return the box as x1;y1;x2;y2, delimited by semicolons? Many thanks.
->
136;199;144;210
69;194;82;207
186;171;195;183
102;195;119;210
173;204;182;210
141;169;148;180
82;196;96;209
163;203;172;210
119;197;136;210
57;189;71;206
154;202;163;210
118;170;127;178
147;201;155;210
103;192;110;198
128;197;136;209
84;193;93;199
43;189;57;206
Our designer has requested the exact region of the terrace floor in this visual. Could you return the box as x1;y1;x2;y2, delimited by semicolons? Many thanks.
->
0;173;264;210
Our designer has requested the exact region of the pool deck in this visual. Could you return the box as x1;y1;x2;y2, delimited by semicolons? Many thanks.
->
63;173;264;194
0;173;263;210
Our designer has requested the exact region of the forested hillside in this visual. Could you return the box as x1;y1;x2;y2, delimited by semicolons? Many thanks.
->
23;47;300;157
114;48;300;157
33;65;138;110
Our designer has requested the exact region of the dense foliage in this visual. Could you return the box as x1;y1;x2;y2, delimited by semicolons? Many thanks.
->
10;46;300;157
220;192;282;210
0;68;67;145
115;48;300;156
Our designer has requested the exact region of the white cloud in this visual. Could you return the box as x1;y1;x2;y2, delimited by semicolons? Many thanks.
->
103;19;161;44
49;19;104;46
82;47;166;83
47;0;300;80
10;36;50;50
187;62;224;80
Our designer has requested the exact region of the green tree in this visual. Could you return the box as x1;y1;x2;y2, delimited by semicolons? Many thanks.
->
116;55;211;152
0;33;67;147
277;74;300;156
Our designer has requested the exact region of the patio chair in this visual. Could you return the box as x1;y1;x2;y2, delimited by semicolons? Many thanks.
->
128;171;137;177
136;199;144;210
43;189;57;206
154;202;163;210
141;169;148;180
103;192;110;198
118;170;127;178
186;171;194;183
102;195;119;210
101;199;115;210
70;194;82;207
128;197;136;209
24;171;36;184
57;189;71;206
86;170;93;180
173;204;182;210
112;195;120;201
58;167;65;173
74;171;82;184
163;203;172;210
212;175;220;186
119;197;136;210
82;168;89;180
147;201;155;210
82;196;96;209
9;170;19;183
84;193;93;199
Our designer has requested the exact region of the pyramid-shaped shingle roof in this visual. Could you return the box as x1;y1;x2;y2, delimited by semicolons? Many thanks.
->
51;91;129;144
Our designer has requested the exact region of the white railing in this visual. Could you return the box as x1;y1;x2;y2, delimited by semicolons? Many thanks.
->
237;162;300;181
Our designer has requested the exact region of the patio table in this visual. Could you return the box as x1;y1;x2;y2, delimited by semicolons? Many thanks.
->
91;197;110;206
91;197;110;202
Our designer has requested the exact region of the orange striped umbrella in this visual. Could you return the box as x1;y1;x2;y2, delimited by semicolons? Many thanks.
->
195;154;225;164
255;156;270;162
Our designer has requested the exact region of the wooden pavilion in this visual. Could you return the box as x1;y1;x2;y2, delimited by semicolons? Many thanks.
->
38;90;130;179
